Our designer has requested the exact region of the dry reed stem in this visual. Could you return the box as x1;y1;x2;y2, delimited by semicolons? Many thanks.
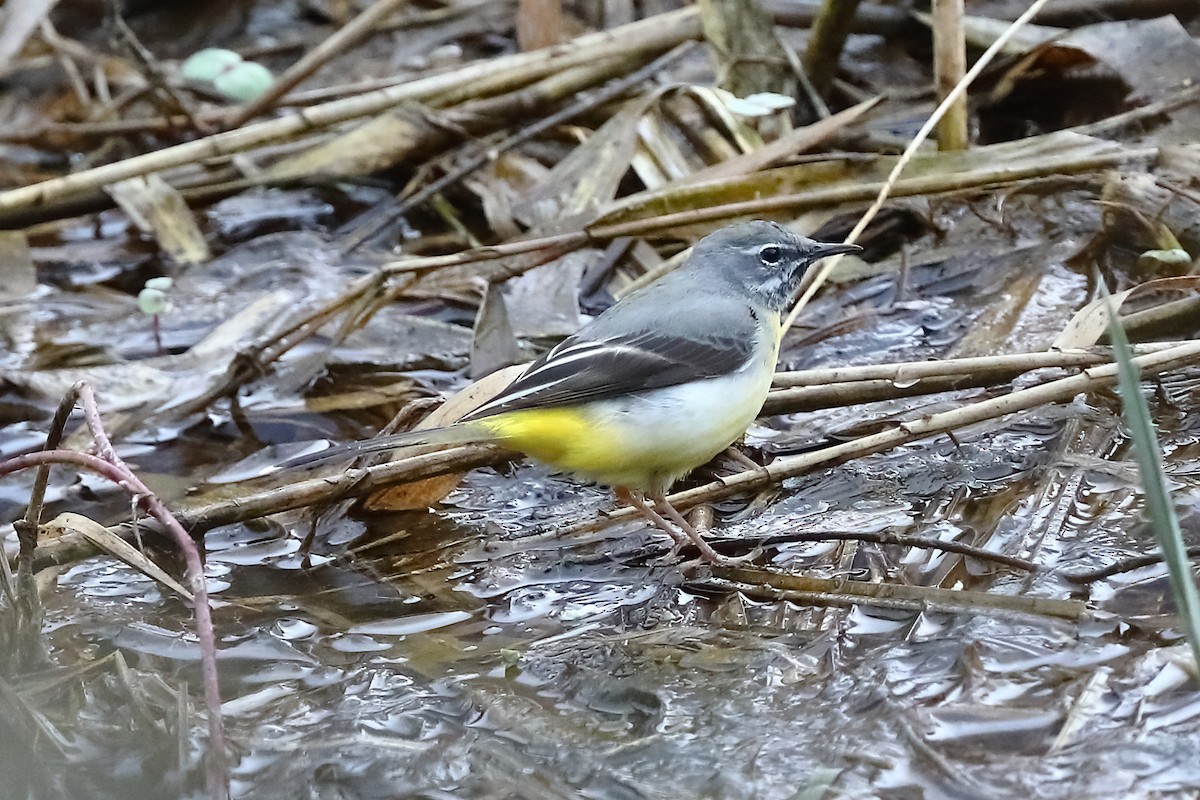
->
771;344;1181;387
932;0;968;150
567;339;1200;535
25;342;1200;571
592;147;1153;240
784;0;1059;330
229;0;413;128
0;7;702;219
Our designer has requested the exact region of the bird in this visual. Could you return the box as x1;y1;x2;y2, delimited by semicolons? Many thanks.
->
295;220;860;563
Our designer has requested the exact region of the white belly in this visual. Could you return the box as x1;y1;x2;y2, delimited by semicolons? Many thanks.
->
579;347;776;493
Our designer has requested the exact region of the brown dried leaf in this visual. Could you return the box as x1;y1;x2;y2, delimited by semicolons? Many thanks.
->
105;174;210;265
363;364;528;511
42;512;194;601
1054;276;1200;349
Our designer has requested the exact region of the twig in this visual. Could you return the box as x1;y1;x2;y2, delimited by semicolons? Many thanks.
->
143;232;581;419
1064;546;1200;583
6;383;83;672
15;386;81;564
1071;84;1200;137
228;0;412;128
682;95;881;183
78;385;228;799
712;528;1038;571
38;19;90;107
784;0;1059;330
0;386;229;800
340;41;697;251
705;566;1087;619
107;5;205;131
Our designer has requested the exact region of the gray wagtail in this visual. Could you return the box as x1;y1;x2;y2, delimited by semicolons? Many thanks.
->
297;221;859;563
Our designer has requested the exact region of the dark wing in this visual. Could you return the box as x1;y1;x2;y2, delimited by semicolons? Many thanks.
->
463;327;755;420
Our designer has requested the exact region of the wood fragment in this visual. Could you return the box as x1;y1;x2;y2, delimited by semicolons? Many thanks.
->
802;0;864;97
932;0;968;151
707;566;1088;619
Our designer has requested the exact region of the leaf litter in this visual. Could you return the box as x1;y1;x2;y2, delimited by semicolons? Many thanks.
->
2;0;1200;798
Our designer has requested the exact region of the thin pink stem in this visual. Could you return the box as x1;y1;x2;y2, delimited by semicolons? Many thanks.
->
75;384;227;799
2;385;229;800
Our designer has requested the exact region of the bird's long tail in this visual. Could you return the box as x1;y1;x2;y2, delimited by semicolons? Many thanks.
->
281;421;494;470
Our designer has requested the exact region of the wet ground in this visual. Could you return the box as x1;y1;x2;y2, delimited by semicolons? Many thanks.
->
4;1;1200;798
10;186;1200;799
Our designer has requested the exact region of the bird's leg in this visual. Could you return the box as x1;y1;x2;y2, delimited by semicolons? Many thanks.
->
615;487;687;548
650;492;758;566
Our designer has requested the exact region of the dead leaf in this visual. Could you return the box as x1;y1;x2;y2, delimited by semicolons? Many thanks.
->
1054;276;1200;349
470;282;524;380
105;175;210;265
363;364;528;511
42;512;194;601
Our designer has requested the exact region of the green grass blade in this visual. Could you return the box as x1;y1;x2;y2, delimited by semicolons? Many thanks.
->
1103;279;1200;671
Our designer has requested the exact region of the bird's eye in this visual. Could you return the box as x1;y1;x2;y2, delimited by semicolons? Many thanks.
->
758;244;784;265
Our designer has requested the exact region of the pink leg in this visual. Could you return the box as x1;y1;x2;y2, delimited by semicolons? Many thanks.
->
650;492;757;566
615;487;687;546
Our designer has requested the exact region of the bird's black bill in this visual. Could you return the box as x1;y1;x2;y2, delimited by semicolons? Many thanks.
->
812;241;862;258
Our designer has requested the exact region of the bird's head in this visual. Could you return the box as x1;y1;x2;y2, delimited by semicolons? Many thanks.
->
688;220;861;311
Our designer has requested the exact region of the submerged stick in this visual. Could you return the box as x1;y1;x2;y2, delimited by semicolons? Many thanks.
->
709;566;1087;619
